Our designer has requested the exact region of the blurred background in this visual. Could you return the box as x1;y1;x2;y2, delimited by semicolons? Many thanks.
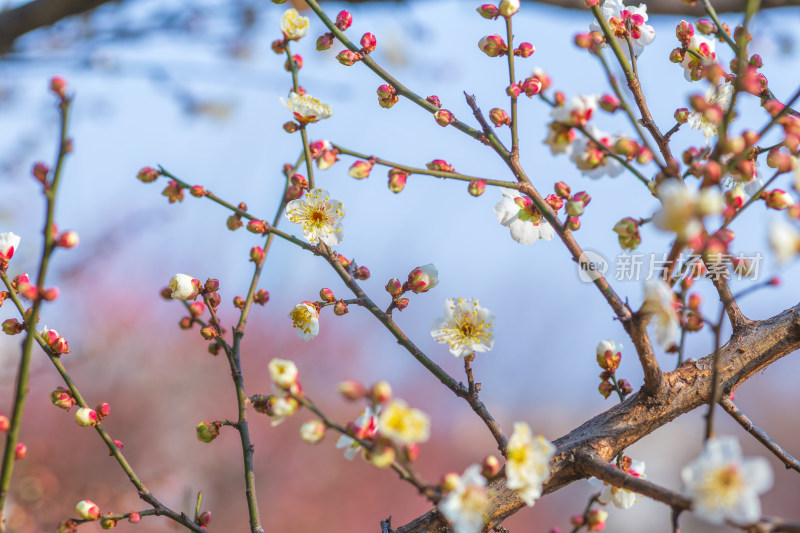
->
1;0;800;531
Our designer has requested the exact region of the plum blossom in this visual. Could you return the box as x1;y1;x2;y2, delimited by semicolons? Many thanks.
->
681;33;716;81
378;399;430;445
269;395;299;427
268;358;298;389
284;188;344;246
589;0;655;59
431;298;495;358
494;188;555;244
289;302;319;341
0;232;20;260
569;126;624;179
592;459;646;509
336;406;379;460
641;279;680;349
438;464;489;533
280;8;309;41
769;219;800;263
653;180;722;239
407;264;439;294
168;274;200;301
551;94;599;128
281;92;332;124
505;422;556;506
682;437;773;525
688;82;733;138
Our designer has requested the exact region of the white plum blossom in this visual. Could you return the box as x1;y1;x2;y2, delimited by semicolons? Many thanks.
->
505;422;556;506
688;82;734;138
769;219;800;263
682;436;773;525
281;92;332;124
569;126;625;179
494;188;555;244
378;399;431;445
681;33;717;81
284;188;344;246
299;420;325;444
641;279;680;349
268;358;298;389
438;464;490;533
550;94;599;128
653;180;723;239
431;298;495;358
168;273;199;301
592;460;646;509
269;395;299;427
280;8;309;41
336;406;379;460
289;302;319;341
589;0;655;59
0;232;20;259
407;263;439;294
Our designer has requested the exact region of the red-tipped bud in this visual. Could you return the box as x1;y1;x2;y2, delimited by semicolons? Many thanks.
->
766;189;794;210
545;193;563;211
137;167;160;183
336;10;352;31
14;443;26;460
554;90;566;106
427;159;454;173
2;319;25;335
476;4;499;18
520;77;542;97
96;402;111;419
319;288;336;303
385;278;403;297
284;54;303;72
387;168;408;193
200;325;219;340
515;42;534;57
189;185;207;197
468;179;486;197
506;83;522;98
354;266;370;280
395;297;409;311
316;32;335;51
255;289;270;306
598;94;621;113
51;387;76;410
50;77;67;99
75;501;101;521
349;160;373;179
161;180;184;203
674;107;690;124
271;39;286;54
434;109;454;127
337;380;366;400
246;220;269;235
478;35;507;57
75;407;98;427
41;286;59;301
336;50;361;66
688;293;702;310
426;95;442;108
369;380;392;404
669;47;685;63
566;216;581;230
189;301;205;317
555;181;571;199
196;421;221;443
489;108;511;127
676;20;695;45
360;32;377;53
695;19;716;35
766;147;794;173
407;264;439;294
333;300;349;316
32;162;49;183
250;246;265;264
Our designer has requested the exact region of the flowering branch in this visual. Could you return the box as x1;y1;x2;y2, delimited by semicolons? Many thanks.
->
719;396;800;474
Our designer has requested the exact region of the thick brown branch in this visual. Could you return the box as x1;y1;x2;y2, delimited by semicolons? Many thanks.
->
719;396;800;473
396;303;800;532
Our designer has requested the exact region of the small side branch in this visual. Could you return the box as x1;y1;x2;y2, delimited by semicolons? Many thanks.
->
719;396;800;473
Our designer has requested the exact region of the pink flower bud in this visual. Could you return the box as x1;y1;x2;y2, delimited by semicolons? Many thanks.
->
566;216;581;231
434;109;454;127
476;4;499;18
189;301;206;317
75;500;101;521
284;54;303;72
75;407;98;427
189;184;206;197
369;380;392;403
385;278;403;297
669;47;685;63
2;318;24;335
50;77;67;99
334;300;349;315
335;10;352;31
316;33;334;51
545;194;563;211
766;189;794;210
250;246;265;264
426;95;442;108
349;160;373;179
395;297;409;311
271;39;286;54
515;42;534;57
520;77;542;97
360;32;377;53
336;50;361;66
489;108;511;127
318;149;340;169
599;94;621;113
51;387;76;410
354;266;370;280
137;167;160;183
478;35;507;57
555;181;571;199
482;455;501;478
127;513;141;524
766;147;794;173
300;420;325;444
407;264;439;294
598;380;614;399
50;334;71;355
14;442;26;460
695;19;716;35
388;168;408;193
468;179;486;197
337;380;366;400
161;180;184;203
506;83;522;98
32;162;49;183
0;414;9;431
246;220;269;235
426;159;454;173
676;20;695;45
96;402;111;419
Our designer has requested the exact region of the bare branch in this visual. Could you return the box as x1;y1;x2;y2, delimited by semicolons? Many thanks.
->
719;396;800;473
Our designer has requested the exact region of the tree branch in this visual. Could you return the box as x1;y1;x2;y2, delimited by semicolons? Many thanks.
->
396;302;800;532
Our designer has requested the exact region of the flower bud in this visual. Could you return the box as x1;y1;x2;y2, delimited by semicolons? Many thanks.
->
545;194;563;211
598;380;615;399
766;189;794;210
50;387;76;410
50;77;67;99
300;420;325;444
407;264;439;294
271;39;286;54
385;278;403;297
555;181;571;199
566;216;581;231
426;95;442;108
316;32;334;51
283;121;299;133
695;19;716;35
365;441;395;468
349;160;373;179
618;379;633;395
369;380;392;404
336;50;361;66
434;109;454;127
2;319;24;335
234;296;245;309
284;54;303;71
388;168;408;193
333;300;349;315
246;220;269;234
335;10;352;31
767;147;794;173
515;42;534;57
506;83;522;98
196;421;221;443
354;266;370;280
674;107;690;124
360;32;377;53
75;407;98;427
489;108;511;127
669;48;685;63
226;214;243;231
196;511;211;527
613;217;641;250
498;0;520;17
476;4;499;18
200;326;218;340
427;159;454;173
598;94;621;113
676;20;695;45
337;380;366;400
250;246;265;264
318;149;340;169
320;288;335;303
482;455;501;478
32;162;49;183
478;35;507;57
96;402;111;419
566;200;584;217
395;297;409;311
520;77;542;97
15;443;26;460
137;167;160;183
76;500;101;521
468;179;486;197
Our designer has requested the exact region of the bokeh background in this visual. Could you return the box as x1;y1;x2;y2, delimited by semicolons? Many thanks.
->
1;0;800;531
